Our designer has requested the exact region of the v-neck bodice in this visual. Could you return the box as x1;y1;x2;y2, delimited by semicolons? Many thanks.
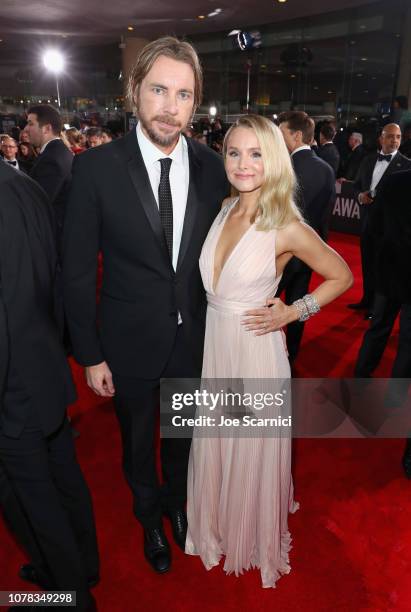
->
199;199;280;308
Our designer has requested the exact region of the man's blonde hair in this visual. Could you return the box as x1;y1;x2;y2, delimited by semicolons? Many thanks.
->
223;115;302;230
127;36;203;113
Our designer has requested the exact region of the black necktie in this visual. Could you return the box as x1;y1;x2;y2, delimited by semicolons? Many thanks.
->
158;158;173;260
7;160;17;166
377;153;392;163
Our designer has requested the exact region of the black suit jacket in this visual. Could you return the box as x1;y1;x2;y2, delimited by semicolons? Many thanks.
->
63;130;228;380
353;151;411;230
30;139;73;235
0;161;76;438
369;170;411;304
314;142;340;176
292;148;336;239
339;144;366;181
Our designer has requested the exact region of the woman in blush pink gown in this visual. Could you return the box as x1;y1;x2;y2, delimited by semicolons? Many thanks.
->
185;115;352;588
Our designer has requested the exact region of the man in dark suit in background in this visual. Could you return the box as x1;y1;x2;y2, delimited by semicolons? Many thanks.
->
338;132;366;182
278;111;336;363
63;37;228;574
24;104;73;243
0;160;98;611
313;122;340;176
349;123;411;317
354;169;411;477
1;136;31;173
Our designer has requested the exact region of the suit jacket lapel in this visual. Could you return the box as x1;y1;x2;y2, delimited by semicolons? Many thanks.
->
123;130;171;266
176;139;201;272
385;152;407;177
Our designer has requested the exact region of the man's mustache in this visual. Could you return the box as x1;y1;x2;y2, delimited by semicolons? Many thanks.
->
153;115;181;128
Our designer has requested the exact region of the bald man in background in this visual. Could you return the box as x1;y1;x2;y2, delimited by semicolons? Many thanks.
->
348;124;411;317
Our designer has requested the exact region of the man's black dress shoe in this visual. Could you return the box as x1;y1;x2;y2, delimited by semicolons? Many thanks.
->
19;563;99;589
144;527;171;573
347;302;369;310
165;509;188;551
18;564;50;589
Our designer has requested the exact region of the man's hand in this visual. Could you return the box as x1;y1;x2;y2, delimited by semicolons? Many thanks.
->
359;191;374;205
86;361;115;397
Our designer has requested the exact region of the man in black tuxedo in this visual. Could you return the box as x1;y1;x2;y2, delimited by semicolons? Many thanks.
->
0;160;98;611
63;37;228;574
349;124;411;316
25;104;73;242
338;132;366;181
278;111;336;363
313;122;340;176
354;170;411;476
1;136;31;173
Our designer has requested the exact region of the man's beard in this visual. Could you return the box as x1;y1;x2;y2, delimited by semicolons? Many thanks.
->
139;113;183;148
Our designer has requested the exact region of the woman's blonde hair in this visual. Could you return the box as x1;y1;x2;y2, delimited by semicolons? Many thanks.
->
223;115;302;230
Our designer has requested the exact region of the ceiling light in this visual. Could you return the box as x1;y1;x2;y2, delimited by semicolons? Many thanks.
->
277;0;287;3
43;49;65;74
361;57;368;61
290;74;296;78
197;15;206;19
208;8;222;16
356;73;363;77
260;64;267;69
328;90;333;94
127;26;134;31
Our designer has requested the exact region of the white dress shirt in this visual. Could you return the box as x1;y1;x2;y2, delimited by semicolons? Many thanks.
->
6;158;19;170
136;122;189;272
291;145;311;157
370;150;397;195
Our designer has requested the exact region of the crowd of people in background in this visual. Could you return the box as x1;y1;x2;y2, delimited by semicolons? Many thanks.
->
1;30;411;610
2;98;411;178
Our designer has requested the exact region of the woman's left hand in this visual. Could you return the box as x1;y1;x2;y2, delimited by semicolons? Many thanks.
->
242;298;296;335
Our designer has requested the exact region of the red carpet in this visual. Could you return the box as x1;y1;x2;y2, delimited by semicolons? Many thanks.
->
1;232;409;611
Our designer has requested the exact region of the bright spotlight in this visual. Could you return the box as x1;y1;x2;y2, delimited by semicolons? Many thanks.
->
43;49;65;74
209;105;217;117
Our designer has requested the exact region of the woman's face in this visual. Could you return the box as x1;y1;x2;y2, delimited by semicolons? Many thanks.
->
225;126;264;194
20;144;29;157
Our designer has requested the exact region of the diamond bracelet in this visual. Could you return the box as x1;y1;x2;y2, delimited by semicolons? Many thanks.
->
292;294;321;322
